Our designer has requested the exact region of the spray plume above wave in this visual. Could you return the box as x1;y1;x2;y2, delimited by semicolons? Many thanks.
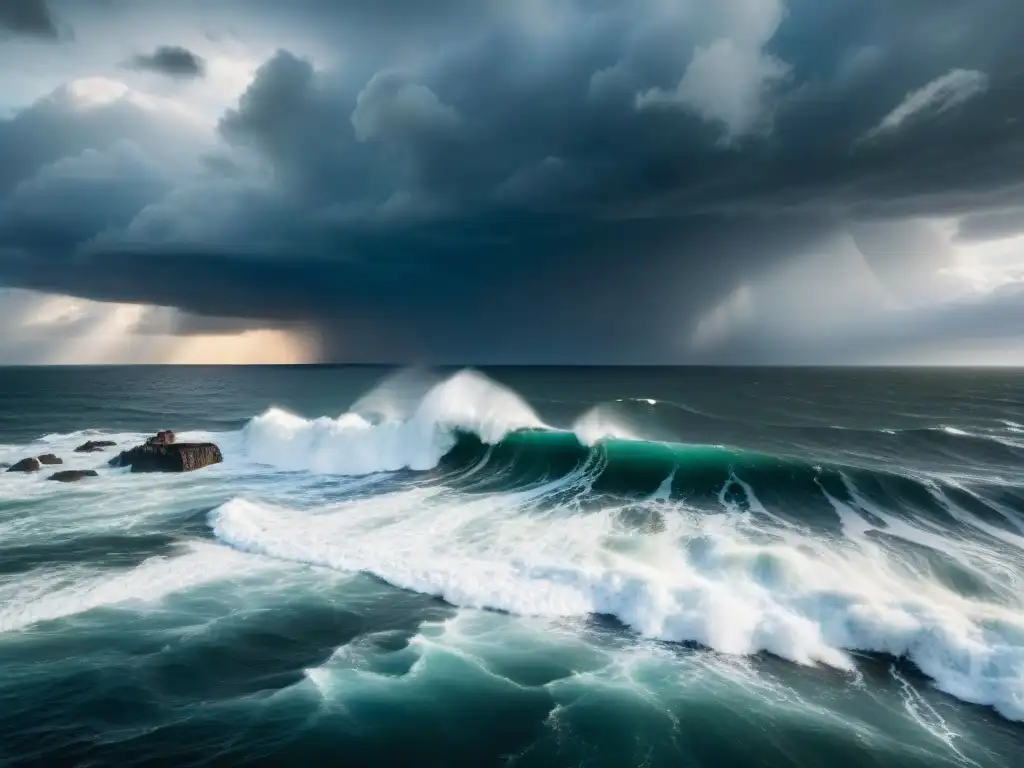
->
242;369;547;475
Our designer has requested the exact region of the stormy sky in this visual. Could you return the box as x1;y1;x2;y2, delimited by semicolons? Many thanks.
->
1;0;1023;364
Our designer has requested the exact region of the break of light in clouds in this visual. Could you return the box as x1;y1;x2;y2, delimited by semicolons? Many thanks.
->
0;288;318;365
1;0;1023;364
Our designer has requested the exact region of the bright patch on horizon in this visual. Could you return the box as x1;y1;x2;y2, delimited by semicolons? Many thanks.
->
3;288;317;365
165;329;317;365
943;230;1024;293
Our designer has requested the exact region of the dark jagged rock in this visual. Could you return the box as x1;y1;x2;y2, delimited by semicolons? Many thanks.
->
7;458;41;473
146;430;176;446
37;454;63;465
75;440;117;453
110;442;223;473
49;470;99;483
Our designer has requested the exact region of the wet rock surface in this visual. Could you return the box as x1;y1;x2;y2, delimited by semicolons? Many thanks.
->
48;470;100;483
6;458;42;473
75;441;117;453
110;433;223;473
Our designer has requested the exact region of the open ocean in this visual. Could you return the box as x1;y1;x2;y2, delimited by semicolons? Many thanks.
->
2;365;1024;767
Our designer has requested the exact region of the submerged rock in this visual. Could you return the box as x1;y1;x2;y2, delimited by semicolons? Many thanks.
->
37;454;63;465
75;440;117;453
7;458;41;473
618;506;667;535
110;442;223;473
48;470;99;483
146;430;176;446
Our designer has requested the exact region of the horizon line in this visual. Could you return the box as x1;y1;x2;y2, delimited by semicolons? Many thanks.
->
3;362;1024;370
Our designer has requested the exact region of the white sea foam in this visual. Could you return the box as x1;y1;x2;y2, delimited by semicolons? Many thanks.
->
210;472;1024;722
0;542;267;634
242;369;545;475
936;424;1024;451
890;664;977;764
648;468;676;501
242;371;664;476
0;429;137;466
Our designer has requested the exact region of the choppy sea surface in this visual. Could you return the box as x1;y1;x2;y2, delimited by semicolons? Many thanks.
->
3;365;1024;767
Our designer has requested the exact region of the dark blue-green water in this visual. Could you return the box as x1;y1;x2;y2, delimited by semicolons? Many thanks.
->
2;365;1024;767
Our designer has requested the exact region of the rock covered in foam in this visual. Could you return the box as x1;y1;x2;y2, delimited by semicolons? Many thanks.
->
37;454;63;465
6;457;41;473
75;440;117;453
48;470;99;483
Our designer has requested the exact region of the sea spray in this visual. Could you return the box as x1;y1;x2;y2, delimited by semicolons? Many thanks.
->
242;370;545;475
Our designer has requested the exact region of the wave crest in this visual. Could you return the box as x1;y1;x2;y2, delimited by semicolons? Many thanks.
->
242;369;544;475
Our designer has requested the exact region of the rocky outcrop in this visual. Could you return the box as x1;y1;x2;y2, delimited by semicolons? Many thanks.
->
7;458;41;473
75;440;117;453
110;442;223;473
49;470;99;483
7;428;223;477
146;430;176;446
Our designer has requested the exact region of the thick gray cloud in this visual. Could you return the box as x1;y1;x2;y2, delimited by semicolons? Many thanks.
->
0;0;59;39
128;46;206;79
1;0;1024;362
957;207;1024;243
0;141;169;252
0;81;198;198
700;282;1024;366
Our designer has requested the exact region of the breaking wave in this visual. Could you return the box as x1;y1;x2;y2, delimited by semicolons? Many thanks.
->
201;370;1024;722
209;474;1024;722
241;369;545;475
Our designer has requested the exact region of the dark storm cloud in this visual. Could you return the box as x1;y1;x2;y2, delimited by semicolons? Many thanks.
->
0;0;59;39
127;46;207;79
956;207;1024;243
2;0;1024;361
131;307;297;337
0;216;837;362
0;142;169;253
